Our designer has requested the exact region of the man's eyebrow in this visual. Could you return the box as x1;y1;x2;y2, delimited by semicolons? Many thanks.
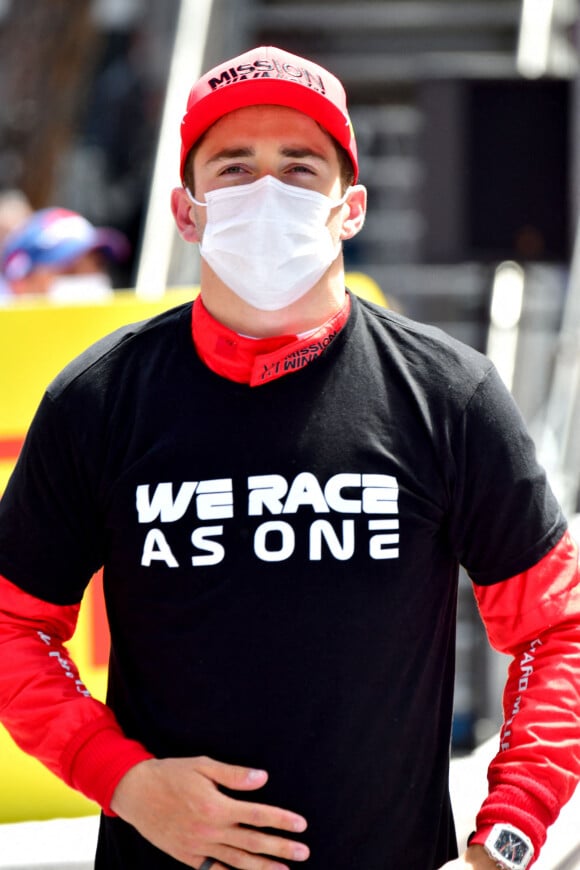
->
205;147;255;165
280;146;328;162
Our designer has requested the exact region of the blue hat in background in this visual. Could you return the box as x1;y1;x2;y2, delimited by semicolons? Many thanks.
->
0;207;130;282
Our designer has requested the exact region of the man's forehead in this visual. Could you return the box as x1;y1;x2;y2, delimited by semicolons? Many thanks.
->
196;106;336;155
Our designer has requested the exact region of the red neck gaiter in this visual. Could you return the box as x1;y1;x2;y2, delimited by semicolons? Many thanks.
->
191;294;351;386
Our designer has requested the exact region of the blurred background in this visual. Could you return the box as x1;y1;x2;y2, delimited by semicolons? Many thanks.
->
1;0;580;759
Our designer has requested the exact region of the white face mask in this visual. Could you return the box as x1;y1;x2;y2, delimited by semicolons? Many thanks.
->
188;175;350;311
47;272;113;303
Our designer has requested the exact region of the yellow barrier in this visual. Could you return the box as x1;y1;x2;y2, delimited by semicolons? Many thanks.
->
0;275;388;823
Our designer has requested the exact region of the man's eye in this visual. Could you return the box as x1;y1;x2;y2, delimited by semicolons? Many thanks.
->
289;165;314;174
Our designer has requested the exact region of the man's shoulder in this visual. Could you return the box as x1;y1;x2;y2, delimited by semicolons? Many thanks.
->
353;294;491;377
47;301;192;400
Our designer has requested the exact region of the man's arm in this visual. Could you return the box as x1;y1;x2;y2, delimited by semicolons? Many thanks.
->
448;531;580;868
0;573;154;808
0;574;310;869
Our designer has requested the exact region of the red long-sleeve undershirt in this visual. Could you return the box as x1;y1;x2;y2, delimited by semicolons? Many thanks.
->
0;576;153;813
470;530;580;861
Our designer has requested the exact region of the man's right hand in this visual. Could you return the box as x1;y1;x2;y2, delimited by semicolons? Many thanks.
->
110;755;310;869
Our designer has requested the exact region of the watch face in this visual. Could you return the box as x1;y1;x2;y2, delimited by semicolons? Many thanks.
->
494;829;529;864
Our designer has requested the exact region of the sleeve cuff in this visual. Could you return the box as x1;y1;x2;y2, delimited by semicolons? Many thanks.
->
468;826;494;848
474;777;556;864
60;714;155;814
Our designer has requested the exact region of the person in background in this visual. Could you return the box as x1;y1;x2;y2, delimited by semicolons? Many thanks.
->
0;206;129;301
0;189;32;298
0;189;32;246
0;45;580;870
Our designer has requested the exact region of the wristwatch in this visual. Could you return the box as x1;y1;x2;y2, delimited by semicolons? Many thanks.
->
483;823;534;870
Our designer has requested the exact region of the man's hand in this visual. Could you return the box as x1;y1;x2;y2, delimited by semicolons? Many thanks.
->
110;755;310;869
439;844;502;869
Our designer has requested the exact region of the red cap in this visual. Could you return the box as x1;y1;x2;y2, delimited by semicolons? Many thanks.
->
179;45;358;182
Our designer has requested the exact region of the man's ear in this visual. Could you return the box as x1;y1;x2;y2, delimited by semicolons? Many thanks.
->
340;184;367;241
170;187;201;243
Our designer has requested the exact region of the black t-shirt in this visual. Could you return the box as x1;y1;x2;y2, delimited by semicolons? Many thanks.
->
0;293;565;869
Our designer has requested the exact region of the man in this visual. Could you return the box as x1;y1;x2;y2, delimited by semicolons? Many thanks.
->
0;45;579;870
0;206;129;300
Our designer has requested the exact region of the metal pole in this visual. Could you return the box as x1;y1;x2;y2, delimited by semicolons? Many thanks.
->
135;0;214;300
